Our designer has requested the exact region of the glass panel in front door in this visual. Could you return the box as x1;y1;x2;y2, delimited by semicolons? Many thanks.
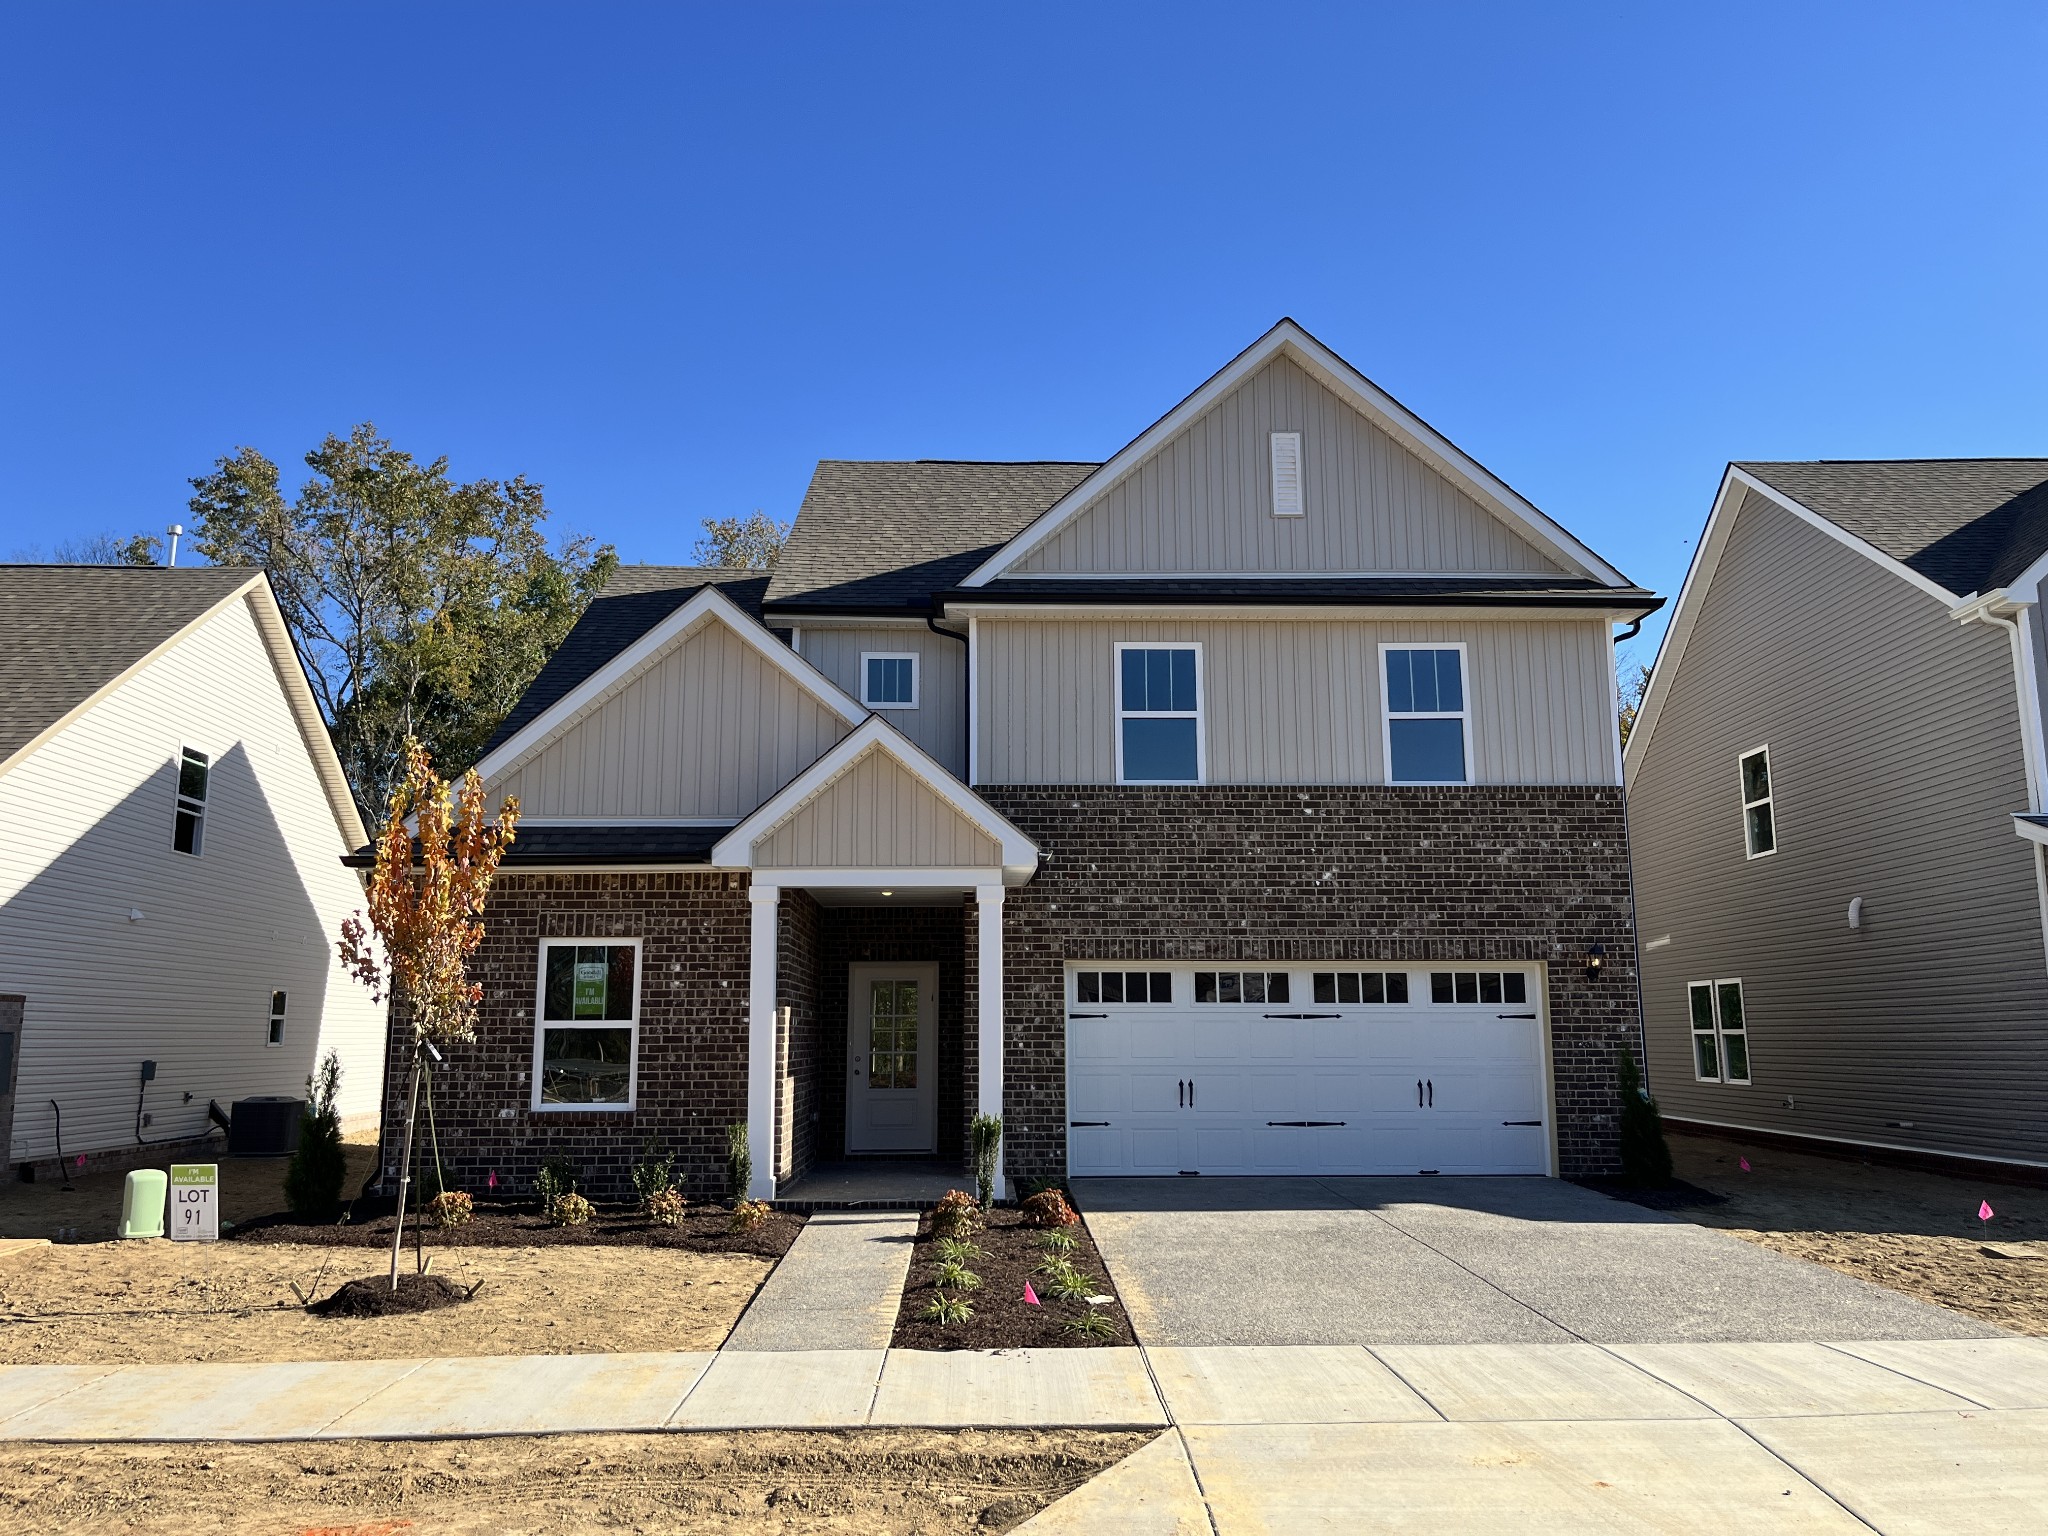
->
869;980;919;1090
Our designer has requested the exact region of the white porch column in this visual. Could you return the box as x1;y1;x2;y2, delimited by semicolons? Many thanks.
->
976;883;1006;1201
746;883;780;1201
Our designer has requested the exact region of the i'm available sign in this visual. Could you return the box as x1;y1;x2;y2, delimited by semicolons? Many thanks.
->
168;1163;218;1242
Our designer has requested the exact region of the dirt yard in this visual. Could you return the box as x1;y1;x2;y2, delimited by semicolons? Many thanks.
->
0;1143;385;1241
0;1428;1153;1534
1666;1131;2048;1335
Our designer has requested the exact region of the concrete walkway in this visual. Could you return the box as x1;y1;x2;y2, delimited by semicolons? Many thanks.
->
722;1210;918;1351
2;1339;2046;1530
1075;1176;2000;1345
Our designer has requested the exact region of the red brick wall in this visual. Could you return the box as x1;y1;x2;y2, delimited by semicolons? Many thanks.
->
973;785;1644;1183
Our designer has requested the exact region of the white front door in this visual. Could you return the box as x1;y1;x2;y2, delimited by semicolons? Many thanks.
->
847;962;939;1153
1067;966;1550;1176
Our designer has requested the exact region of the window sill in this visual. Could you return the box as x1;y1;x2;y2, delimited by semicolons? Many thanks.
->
528;1102;636;1114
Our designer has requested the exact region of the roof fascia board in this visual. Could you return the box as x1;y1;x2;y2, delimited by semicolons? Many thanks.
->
944;600;1659;623
711;716;1038;880
243;581;370;851
961;319;1629;589
474;583;867;787
760;610;933;628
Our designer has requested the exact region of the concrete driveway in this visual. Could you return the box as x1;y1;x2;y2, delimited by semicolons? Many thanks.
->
1072;1176;2002;1346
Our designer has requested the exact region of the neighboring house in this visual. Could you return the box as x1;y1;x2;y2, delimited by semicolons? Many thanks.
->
1626;460;2048;1171
375;319;1660;1201
0;566;386;1172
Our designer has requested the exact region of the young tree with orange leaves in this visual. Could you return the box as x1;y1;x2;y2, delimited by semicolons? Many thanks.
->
339;739;518;1288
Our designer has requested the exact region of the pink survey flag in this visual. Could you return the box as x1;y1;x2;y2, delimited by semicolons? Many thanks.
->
488;1170;498;1190
1739;1158;1751;1172
1980;1200;1995;1222
1023;1282;1040;1306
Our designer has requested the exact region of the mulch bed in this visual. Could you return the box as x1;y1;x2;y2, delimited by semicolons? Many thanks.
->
892;1207;1132;1350
1573;1176;1731;1212
309;1273;473;1317
226;1200;803;1261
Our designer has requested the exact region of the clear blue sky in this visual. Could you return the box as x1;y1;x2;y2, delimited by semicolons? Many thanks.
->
3;4;2043;661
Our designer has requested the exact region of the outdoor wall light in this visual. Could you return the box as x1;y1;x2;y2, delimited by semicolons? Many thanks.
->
1584;943;1605;979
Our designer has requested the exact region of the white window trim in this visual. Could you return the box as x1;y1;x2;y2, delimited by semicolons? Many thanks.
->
1740;745;1776;859
859;651;920;709
1379;642;1474;786
530;937;643;1113
1689;977;1751;1085
172;744;209;857
1270;430;1304;517
1112;640;1206;785
266;991;287;1048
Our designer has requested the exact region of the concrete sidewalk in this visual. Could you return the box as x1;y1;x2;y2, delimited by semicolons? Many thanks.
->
722;1210;918;1350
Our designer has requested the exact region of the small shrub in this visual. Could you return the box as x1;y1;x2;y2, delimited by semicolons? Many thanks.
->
549;1191;593;1227
931;1260;982;1291
920;1294;975;1326
932;1189;981;1239
1019;1189;1078;1229
1064;1310;1117;1341
729;1198;772;1232
970;1113;1002;1210
1034;1228;1080;1256
1043;1267;1097;1303
1034;1254;1081;1279
645;1187;687;1227
427;1190;473;1229
535;1156;579;1213
726;1123;753;1201
283;1049;348;1219
1617;1045;1674;1188
631;1141;679;1210
934;1237;986;1265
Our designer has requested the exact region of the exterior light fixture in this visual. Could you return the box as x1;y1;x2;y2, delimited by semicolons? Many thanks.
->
879;889;894;897
1584;943;1605;979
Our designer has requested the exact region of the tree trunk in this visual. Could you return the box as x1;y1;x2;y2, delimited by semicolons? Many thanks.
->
388;1044;422;1291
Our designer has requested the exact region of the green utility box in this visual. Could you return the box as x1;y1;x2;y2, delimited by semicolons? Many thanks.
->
119;1168;167;1239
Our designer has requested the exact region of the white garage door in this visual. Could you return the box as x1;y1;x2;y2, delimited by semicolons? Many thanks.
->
1066;965;1549;1177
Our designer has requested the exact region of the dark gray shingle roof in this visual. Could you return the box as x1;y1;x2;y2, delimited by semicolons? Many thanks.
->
0;565;257;763
765;460;1099;611
479;565;771;757
1737;460;2048;596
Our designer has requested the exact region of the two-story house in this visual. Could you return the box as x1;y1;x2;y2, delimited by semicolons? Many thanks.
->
1626;459;2048;1172
380;320;1661;1201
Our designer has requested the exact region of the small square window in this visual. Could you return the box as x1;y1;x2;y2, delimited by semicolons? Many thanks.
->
1077;972;1100;1003
861;653;918;709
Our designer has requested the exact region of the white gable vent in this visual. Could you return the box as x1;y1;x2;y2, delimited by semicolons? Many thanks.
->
1270;431;1303;517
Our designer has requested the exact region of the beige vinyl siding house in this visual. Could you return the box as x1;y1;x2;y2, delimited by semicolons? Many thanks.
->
0;568;383;1167
1627;462;2048;1169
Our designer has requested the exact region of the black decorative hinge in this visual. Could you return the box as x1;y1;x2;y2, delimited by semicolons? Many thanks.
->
1497;1012;1538;1020
1069;1120;1111;1128
1067;1012;1108;1020
1266;1120;1347;1128
1502;1119;1543;1127
1264;1012;1342;1020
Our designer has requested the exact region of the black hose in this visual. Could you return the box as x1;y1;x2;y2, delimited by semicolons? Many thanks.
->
51;1100;70;1190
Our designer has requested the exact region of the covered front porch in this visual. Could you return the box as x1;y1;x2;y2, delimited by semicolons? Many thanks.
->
709;717;1038;1203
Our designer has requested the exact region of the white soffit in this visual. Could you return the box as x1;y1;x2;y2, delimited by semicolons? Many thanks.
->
961;318;1631;588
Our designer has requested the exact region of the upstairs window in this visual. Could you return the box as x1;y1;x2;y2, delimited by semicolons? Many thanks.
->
1383;646;1470;784
1740;747;1776;858
1270;431;1304;517
267;991;287;1047
1690;979;1751;1083
1116;643;1202;783
172;747;209;855
862;652;918;709
535;940;640;1110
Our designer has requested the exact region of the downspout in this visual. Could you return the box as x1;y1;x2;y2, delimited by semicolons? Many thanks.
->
925;614;969;776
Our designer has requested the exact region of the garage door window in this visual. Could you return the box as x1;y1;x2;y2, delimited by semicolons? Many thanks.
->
1312;971;1410;1004
1689;979;1750;1084
1076;970;1173;1003
1194;971;1290;1004
1429;970;1528;1005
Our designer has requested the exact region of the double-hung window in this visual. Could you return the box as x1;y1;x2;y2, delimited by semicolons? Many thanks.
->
861;652;918;709
1689;978;1751;1084
534;940;641;1109
267;991;287;1047
1116;643;1202;783
1382;645;1470;784
172;747;209;855
1740;747;1775;857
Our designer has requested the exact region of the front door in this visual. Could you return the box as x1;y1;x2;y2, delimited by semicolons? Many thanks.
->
847;963;938;1153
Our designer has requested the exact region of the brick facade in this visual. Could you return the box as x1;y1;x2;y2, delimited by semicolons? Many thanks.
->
971;785;1643;1183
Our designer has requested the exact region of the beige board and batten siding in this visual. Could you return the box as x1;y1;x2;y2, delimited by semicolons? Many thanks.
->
1628;489;2048;1165
1009;354;1571;577
795;624;967;777
0;593;387;1158
975;615;1617;785
491;615;853;820
752;746;1001;869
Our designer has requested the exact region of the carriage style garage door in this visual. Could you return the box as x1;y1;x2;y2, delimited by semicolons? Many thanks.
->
1066;965;1550;1177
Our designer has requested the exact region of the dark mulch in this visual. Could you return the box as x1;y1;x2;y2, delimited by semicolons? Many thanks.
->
892;1206;1132;1350
227;1200;803;1260
310;1272;472;1317
1574;1176;1731;1211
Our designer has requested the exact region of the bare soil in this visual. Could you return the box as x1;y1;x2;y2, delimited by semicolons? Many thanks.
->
0;1240;770;1363
0;1143;385;1241
0;1429;1154;1535
229;1201;804;1261
1656;1131;2048;1336
893;1209;1131;1350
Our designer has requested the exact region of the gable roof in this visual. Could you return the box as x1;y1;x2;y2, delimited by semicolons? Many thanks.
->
962;318;1633;590
480;566;773;756
765;460;1097;613
1735;460;2048;599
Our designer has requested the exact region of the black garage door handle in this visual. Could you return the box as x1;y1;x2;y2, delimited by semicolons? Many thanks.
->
1069;1121;1110;1128
1068;1012;1107;1020
1497;1012;1537;1020
1502;1119;1542;1126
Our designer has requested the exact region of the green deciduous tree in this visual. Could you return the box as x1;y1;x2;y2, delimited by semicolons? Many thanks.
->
693;509;789;570
189;424;616;818
8;531;163;565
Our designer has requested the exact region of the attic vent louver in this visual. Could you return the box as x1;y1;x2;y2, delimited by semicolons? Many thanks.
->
1270;431;1303;517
